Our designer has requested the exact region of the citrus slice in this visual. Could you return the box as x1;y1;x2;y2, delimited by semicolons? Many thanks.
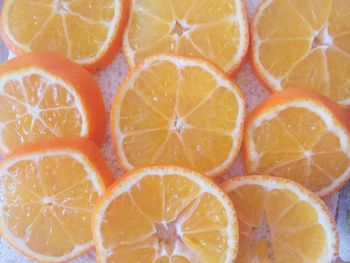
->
110;54;245;176
123;0;249;73
243;88;350;196
93;165;238;263
222;175;339;263
0;51;106;153
1;0;128;71
0;138;115;262
252;0;350;106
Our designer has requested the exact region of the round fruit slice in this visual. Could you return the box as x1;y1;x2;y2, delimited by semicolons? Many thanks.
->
252;0;350;106
1;0;128;71
111;54;245;176
123;0;249;74
222;175;339;263
243;88;350;196
0;138;115;262
93;165;238;263
0;51;106;153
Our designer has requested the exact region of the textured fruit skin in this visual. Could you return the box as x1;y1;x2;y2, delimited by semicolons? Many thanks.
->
250;0;350;110
243;88;350;197
227;0;250;76
250;0;278;94
0;50;107;151
0;0;130;72
110;53;246;177
122;0;249;75
0;137;115;263
92;165;239;263
221;174;340;263
85;0;130;72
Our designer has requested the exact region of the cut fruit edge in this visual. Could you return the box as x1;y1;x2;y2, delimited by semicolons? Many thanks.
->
0;138;115;262
250;0;350;107
110;53;246;176
122;0;249;75
243;88;350;197
92;165;239;263
221;175;339;263
0;51;106;153
0;0;129;71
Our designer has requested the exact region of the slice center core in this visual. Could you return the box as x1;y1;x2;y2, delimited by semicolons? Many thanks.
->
171;116;185;133
171;20;190;36
54;0;69;13
155;222;178;254
42;196;54;206
312;26;333;49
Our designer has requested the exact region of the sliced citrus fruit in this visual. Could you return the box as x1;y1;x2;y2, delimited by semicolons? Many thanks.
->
243;88;350;196
222;175;339;263
110;54;245;176
0;51;106;153
0;138;115;262
252;0;350;106
123;0;249;73
93;165;238;263
1;0;128;71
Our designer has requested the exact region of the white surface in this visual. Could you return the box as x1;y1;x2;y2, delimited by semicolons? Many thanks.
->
0;0;348;262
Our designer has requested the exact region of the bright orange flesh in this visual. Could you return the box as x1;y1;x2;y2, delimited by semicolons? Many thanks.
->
252;0;350;106
123;0;248;73
0;138;114;262
111;54;245;176
222;176;338;263
93;166;238;263
244;89;350;196
1;0;128;71
0;51;106;153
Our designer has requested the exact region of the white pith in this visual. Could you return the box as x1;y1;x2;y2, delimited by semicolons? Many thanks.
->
123;0;248;72
247;100;350;196
251;0;350;106
113;54;245;176
223;176;338;263
2;0;122;65
0;149;105;262
94;166;238;263
0;68;88;152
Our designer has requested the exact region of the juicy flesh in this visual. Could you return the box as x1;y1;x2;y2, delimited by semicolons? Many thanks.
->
255;0;350;105
118;60;241;174
227;184;329;263
100;174;231;263
250;107;350;193
126;0;246;71
6;0;116;62
0;73;83;152
0;154;99;257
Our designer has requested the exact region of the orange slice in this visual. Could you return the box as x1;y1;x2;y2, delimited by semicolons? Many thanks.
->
0;51;106;153
1;0;129;71
252;0;350;106
110;54;245;176
0;138;115;262
93;165;238;263
222;175;339;263
243;88;350;196
123;0;249;74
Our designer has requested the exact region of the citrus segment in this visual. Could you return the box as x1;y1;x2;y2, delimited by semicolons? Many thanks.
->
0;51;106;153
243;89;350;196
222;176;339;263
1;0;128;71
111;54;245;176
0;138;114;262
252;0;350;106
123;0;248;73
93;166;238;263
